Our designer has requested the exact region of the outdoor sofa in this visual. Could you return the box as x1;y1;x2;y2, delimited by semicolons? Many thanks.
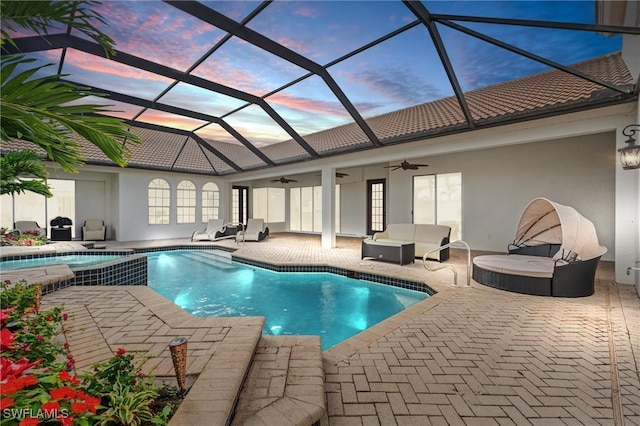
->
367;223;451;261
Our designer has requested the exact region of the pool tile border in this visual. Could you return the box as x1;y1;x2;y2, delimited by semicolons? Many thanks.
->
133;245;435;295
4;244;435;297
1;250;147;293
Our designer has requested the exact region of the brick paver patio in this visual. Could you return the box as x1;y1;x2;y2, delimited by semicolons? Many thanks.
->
34;233;639;425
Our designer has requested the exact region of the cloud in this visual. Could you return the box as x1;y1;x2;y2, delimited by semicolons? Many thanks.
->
136;110;208;131
293;5;320;18
351;67;447;107
93;1;220;71
64;50;172;83
267;92;348;118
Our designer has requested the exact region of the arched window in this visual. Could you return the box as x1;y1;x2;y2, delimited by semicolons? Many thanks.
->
202;182;220;222
148;178;170;224
177;180;196;224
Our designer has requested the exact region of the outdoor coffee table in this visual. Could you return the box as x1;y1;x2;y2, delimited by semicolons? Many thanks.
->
361;240;415;266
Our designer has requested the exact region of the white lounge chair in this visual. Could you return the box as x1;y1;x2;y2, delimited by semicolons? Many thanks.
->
14;220;46;237
192;219;225;241
236;218;269;242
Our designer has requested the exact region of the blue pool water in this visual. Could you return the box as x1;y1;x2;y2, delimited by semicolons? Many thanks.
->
0;254;125;271
147;250;428;350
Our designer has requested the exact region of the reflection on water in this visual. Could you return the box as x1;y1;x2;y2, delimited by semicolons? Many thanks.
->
148;250;428;350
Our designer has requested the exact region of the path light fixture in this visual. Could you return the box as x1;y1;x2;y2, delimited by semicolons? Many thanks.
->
619;125;640;170
168;337;188;393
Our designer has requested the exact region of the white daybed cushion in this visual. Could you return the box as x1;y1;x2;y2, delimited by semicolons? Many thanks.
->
473;254;556;278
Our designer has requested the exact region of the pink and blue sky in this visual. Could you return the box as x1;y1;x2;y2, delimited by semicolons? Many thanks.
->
12;1;622;147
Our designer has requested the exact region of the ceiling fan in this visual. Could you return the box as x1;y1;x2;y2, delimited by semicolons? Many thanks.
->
384;160;428;171
272;176;298;184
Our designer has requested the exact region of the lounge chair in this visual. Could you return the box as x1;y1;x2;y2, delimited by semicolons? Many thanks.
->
236;218;269;242
82;219;106;241
192;219;225;241
472;198;606;297
14;220;46;237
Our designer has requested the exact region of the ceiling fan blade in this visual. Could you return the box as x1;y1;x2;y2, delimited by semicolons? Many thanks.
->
289;179;298;182
413;164;428;167
391;166;402;171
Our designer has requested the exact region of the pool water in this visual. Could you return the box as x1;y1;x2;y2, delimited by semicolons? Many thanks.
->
0;254;125;271
147;250;428;350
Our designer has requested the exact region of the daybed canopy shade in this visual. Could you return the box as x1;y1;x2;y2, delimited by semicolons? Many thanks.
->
512;197;601;261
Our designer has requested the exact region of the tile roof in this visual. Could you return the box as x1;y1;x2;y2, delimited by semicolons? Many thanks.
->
1;53;634;175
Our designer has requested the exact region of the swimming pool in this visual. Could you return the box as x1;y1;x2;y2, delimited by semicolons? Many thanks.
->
147;249;429;350
0;253;127;271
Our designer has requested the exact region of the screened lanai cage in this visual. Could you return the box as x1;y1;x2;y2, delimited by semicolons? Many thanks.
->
1;1;638;175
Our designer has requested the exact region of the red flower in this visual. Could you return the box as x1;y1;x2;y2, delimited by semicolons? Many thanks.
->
116;347;126;357
58;370;80;386
46;316;53;322
0;397;14;409
1;380;19;395
62;313;69;321
58;415;74;426
71;401;89;414
65;360;75;370
41;400;61;411
0;358;42;381
37;334;44;342
50;386;76;400
19;418;39;426
0;309;13;327
21;375;38;387
0;328;15;351
84;395;101;413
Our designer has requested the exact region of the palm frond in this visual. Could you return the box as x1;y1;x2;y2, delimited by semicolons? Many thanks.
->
0;1;115;56
0;149;52;197
1;57;138;172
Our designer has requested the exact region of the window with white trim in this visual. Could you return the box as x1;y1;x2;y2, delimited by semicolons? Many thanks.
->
289;185;340;233
253;187;285;222
413;172;462;240
202;182;220;222
176;180;196;224
148;178;170;225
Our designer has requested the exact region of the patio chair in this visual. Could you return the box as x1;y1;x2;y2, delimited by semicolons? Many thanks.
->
236;218;269;242
82;219;106;241
192;219;225;241
14;220;46;237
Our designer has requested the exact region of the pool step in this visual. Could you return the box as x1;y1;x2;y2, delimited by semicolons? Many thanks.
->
231;335;327;426
181;250;234;269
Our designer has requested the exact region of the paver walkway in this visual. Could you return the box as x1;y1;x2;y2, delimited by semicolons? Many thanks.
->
35;234;640;425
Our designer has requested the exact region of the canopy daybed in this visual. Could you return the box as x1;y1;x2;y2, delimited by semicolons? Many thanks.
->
473;198;606;297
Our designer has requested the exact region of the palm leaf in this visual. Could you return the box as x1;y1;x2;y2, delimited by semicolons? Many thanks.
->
0;149;52;197
1;1;115;56
1;56;139;172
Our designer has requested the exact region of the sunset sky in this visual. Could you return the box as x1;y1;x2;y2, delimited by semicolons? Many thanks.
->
14;1;622;147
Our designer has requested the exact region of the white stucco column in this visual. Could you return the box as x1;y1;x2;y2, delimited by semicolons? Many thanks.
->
321;166;336;249
615;106;640;296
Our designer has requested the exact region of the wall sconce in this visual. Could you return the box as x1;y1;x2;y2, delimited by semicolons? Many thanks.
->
619;125;640;170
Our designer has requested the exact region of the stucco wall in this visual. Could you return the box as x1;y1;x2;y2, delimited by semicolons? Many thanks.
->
386;132;615;260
